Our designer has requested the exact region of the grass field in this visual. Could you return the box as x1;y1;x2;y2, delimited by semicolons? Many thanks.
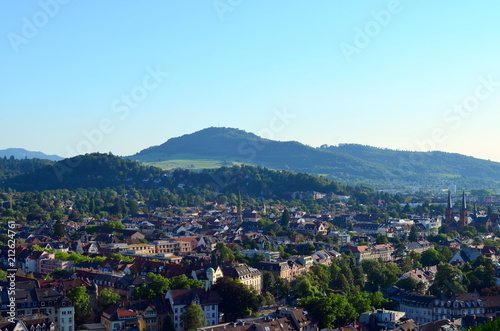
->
143;158;235;170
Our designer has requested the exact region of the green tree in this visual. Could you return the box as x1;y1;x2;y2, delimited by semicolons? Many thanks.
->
109;253;134;262
262;271;276;293
213;277;262;321
408;225;418;242
375;234;388;244
53;220;65;237
395;277;421;292
348;291;390;315
181;302;206;331
302;243;316;255
98;288;121;311
297;294;358;328
420;248;441;267
280;208;291;226
468;317;500;330
291;276;320;297
213;243;235;264
132;283;156;300
67;286;91;323
170;275;204;290
361;259;399;292
430;262;467;295
466;256;497;292
103;220;125;229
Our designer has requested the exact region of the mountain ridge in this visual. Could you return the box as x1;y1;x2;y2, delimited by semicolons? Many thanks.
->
0;148;63;161
128;127;500;190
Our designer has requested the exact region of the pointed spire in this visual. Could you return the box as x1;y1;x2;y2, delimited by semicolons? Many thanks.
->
447;191;452;209
237;189;243;223
462;191;467;210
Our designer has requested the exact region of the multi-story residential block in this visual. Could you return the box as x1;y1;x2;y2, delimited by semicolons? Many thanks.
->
101;306;139;331
398;292;486;325
328;230;351;245
165;289;220;331
404;241;433;254
197;307;318;331
0;288;74;331
223;264;263;292
38;258;75;275
239;250;280;262
342;244;395;262
288;221;329;236
257;261;292;282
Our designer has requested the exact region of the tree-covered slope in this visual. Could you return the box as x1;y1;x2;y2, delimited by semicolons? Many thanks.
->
1;153;350;199
129;127;400;183
0;157;54;181
3;153;165;191
331;144;500;178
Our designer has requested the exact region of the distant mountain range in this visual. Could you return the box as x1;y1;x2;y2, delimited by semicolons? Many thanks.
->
129;127;500;190
0;148;63;161
3;128;500;191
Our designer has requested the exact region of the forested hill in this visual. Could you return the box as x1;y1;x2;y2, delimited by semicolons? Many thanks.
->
331;144;500;179
2;153;353;199
0;157;54;181
129;127;500;189
2;153;163;191
130;127;402;185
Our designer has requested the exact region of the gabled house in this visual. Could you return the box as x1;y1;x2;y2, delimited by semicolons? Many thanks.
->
450;247;482;265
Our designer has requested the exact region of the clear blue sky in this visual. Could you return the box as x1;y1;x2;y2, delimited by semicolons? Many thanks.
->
1;1;500;161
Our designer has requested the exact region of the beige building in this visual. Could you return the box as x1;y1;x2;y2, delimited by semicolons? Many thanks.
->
223;264;263;292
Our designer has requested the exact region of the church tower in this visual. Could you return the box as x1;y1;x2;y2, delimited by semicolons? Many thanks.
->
445;191;454;225
459;191;468;228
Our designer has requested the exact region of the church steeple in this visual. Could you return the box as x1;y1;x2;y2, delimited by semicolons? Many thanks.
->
459;191;468;228
445;191;454;230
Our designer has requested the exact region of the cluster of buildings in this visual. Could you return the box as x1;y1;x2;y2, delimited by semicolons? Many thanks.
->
2;191;500;331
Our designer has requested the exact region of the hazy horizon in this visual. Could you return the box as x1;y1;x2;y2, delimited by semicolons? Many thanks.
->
2;1;499;161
